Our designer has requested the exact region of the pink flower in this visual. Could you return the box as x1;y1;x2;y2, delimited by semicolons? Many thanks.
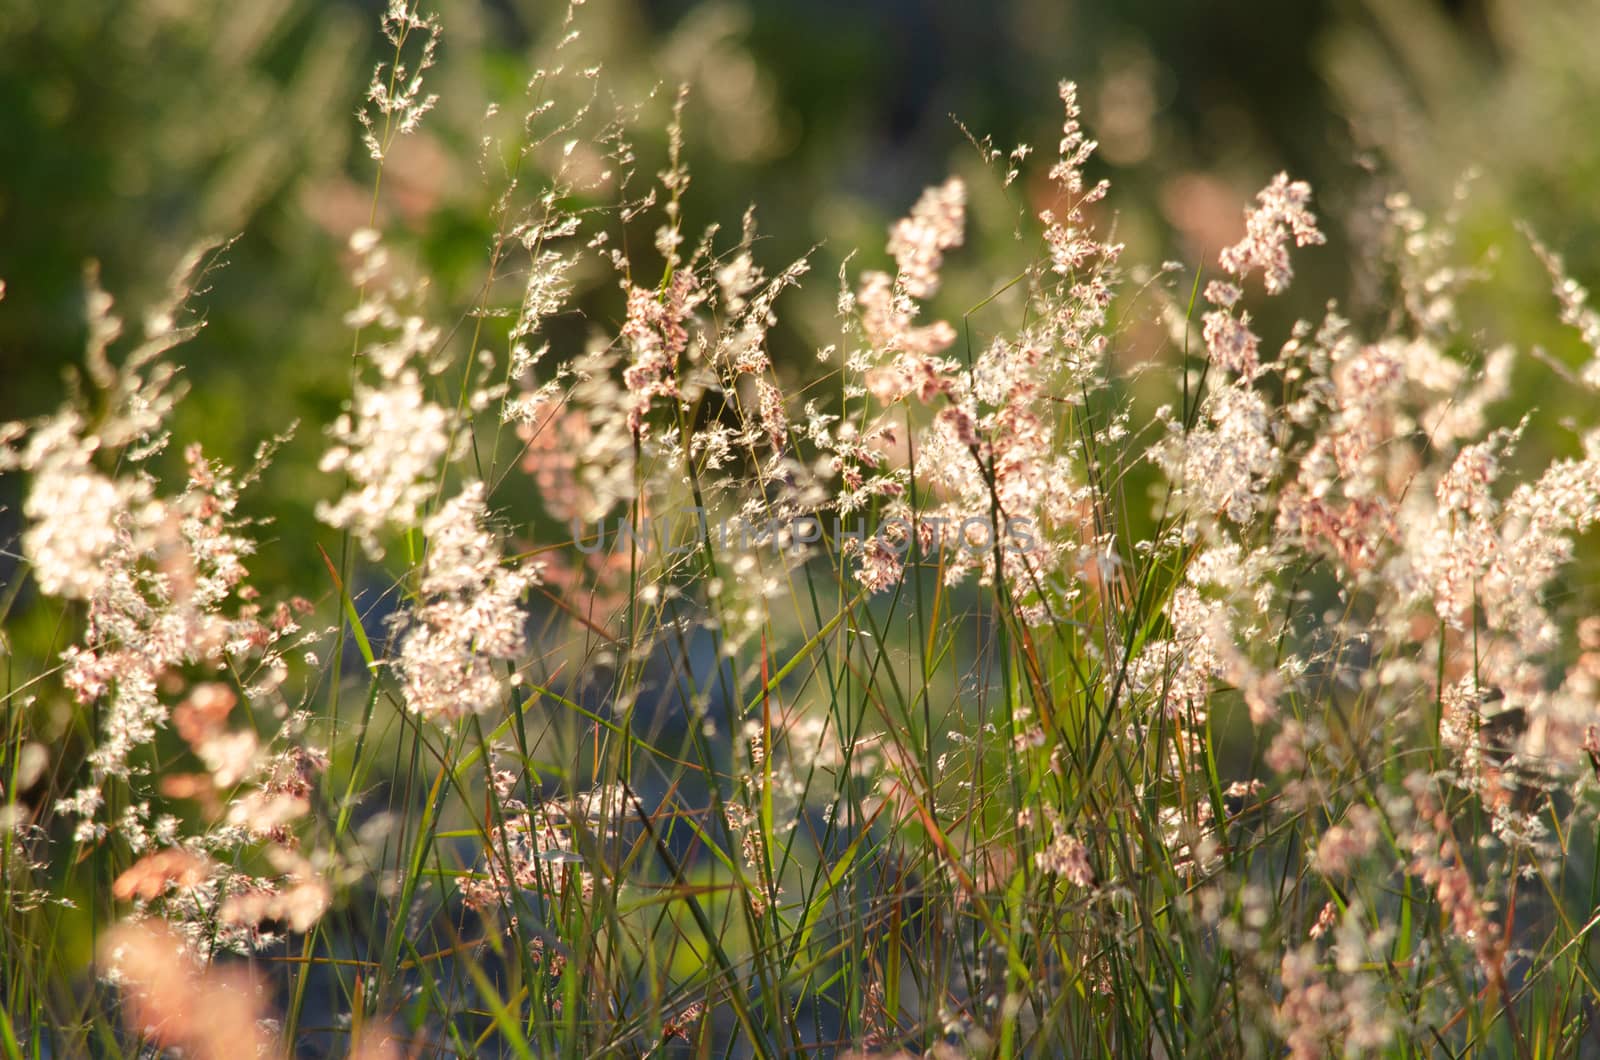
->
1219;173;1325;295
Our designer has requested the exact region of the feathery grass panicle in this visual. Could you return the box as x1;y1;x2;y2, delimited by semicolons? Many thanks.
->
10;4;1600;1057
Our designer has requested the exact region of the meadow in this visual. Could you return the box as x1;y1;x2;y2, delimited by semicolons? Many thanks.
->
7;2;1600;1056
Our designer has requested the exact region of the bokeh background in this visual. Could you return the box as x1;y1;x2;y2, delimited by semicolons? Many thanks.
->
5;0;1600;601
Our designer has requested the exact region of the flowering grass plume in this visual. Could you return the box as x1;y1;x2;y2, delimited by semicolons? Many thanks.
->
9;4;1600;1058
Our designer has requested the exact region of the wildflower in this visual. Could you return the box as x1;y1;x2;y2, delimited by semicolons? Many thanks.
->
1219;173;1325;295
1276;943;1391;1058
507;232;579;367
1035;828;1095;887
317;370;457;557
661;1001;705;1042
17;416;154;601
1265;721;1306;774
1309;901;1339;940
855;270;958;399
1204;280;1242;308
36;435;299;855
112;849;216;903
396;482;534;722
359;2;442;162
219;864;331;934
319;228;463;555
621;273;696;436
1526;228;1600;387
1273;947;1337;1060
460;783;611;921
226;790;310;842
757;378;789;451
850;534;905;595
1153;380;1280;526
1041;81;1112;276
1201;307;1260;376
100;921;277;1059
717;249;759;315
719;800;784;915
178;683;236;735
887;177;966;298
1313;805;1380;876
1405;774;1503;975
1494;429;1600;649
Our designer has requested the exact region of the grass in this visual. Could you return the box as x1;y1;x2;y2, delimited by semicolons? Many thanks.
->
6;3;1600;1058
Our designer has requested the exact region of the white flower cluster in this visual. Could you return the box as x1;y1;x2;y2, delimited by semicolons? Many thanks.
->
396;483;534;722
317;229;460;557
317;371;456;557
887;177;966;299
16;414;156;601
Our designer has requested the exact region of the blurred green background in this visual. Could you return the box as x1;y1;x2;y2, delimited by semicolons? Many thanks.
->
4;0;1600;599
